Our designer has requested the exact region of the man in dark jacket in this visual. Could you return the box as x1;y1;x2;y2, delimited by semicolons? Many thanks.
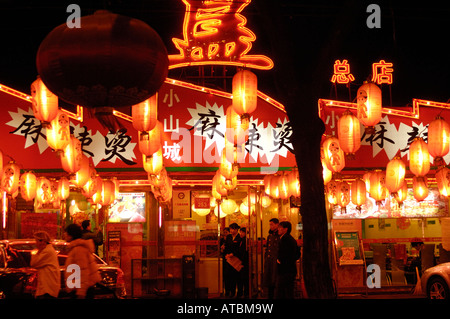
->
263;218;279;298
223;223;241;297
275;221;299;299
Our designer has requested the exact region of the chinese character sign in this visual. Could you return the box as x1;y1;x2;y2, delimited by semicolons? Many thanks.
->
331;59;394;85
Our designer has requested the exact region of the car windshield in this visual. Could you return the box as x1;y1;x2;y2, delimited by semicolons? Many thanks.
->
6;242;106;268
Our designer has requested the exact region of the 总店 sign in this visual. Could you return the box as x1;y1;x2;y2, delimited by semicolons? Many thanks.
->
319;98;450;170
0;79;296;173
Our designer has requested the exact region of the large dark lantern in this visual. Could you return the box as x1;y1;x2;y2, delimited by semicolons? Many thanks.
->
36;10;168;130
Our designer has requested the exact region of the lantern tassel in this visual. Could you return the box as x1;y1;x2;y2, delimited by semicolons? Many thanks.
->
91;107;124;132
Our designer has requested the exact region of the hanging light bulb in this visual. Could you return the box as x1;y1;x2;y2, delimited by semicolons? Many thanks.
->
220;198;238;215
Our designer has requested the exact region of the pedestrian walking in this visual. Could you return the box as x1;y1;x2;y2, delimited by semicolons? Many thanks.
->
263;218;279;298
64;223;102;299
275;221;300;299
30;231;61;299
81;219;103;256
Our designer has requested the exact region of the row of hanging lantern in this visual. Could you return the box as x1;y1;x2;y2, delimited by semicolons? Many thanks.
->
211;69;258;205
30;77;118;206
131;93;173;203
323;79;450;210
263;168;300;200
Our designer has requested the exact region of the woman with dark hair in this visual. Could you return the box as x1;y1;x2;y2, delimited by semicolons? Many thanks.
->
64;224;101;299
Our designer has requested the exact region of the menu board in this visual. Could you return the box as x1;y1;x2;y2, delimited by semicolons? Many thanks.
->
334;232;364;265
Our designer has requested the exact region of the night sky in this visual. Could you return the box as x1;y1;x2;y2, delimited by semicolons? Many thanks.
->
0;0;448;108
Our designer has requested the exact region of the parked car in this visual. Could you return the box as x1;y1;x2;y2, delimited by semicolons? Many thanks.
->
0;239;126;299
421;262;450;299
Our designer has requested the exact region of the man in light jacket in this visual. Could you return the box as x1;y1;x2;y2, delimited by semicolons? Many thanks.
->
30;231;61;299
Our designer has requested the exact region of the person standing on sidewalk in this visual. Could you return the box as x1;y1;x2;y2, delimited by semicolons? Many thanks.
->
263;218;279;298
275;221;299;299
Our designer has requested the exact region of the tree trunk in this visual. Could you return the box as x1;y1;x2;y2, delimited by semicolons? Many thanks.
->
254;1;339;298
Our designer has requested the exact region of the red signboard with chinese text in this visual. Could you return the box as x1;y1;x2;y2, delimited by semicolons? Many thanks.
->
319;98;450;171
0;79;296;176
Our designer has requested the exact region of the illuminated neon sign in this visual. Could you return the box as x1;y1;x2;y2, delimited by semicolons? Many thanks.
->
331;60;394;85
168;0;274;70
371;60;394;85
331;60;355;84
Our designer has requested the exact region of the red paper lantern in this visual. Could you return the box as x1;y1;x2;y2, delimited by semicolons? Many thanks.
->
351;178;366;210
356;82;382;134
226;106;249;145
2;162;21;195
385;157;405;194
101;179;116;206
36;177;52;205
338;109;361;158
139;121;162;157
436;167;450;197
232;69;257;117
143;150;164;176
70;154;90;188
58;177;70;200
20;171;37;201
369;169;387;203
132;94;158;132
322;136;345;173
61;136;83;175
336;181;350;208
287;168;301;198
413;176;428;201
409;137;430;177
36;10;168;126
427;115;450;166
30;76;58;126
46;110;71;153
